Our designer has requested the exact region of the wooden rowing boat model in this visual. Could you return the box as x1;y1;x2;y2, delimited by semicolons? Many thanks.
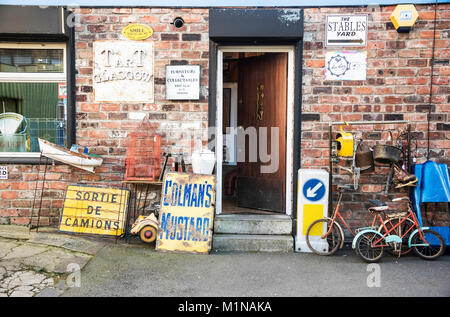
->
38;138;103;173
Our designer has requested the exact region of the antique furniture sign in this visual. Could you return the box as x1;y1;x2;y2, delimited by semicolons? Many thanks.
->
156;172;215;254
59;185;129;236
325;51;367;81
122;24;153;40
326;14;367;47
93;41;154;102
165;65;200;100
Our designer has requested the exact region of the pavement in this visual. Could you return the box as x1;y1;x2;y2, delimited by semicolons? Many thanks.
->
0;225;449;297
0;225;106;297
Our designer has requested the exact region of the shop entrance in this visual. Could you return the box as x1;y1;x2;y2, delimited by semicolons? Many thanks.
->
215;46;294;216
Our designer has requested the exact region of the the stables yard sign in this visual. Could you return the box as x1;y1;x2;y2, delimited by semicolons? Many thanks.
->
325;14;367;47
59;185;129;236
156;172;216;254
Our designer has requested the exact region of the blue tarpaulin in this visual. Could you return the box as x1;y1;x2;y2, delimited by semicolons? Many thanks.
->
412;161;450;245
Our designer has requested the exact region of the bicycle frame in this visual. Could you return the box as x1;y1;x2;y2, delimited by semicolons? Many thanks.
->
324;191;379;240
370;204;429;248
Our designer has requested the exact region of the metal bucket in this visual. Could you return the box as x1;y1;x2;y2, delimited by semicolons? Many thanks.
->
355;142;374;173
373;144;402;165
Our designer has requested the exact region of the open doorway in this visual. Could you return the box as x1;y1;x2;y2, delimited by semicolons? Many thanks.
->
216;47;294;216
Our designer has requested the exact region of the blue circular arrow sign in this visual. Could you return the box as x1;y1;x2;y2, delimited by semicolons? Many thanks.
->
302;179;326;202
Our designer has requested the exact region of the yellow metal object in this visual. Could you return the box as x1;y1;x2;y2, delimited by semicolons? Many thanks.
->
390;5;419;33
336;125;354;157
302;204;324;236
59;185;129;236
156;172;216;254
122;24;153;40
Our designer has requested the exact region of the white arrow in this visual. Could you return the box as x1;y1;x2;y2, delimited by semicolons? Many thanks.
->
306;182;323;198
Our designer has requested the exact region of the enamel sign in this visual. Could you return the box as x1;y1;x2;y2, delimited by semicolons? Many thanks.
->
122;24;153;40
59;185;129;236
326;14;367;47
325;51;367;81
156;172;215;254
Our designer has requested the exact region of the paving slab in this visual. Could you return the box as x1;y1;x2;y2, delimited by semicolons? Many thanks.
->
0;225;107;297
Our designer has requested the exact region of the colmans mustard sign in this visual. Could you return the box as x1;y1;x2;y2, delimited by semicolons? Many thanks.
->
156;172;216;254
59;185;129;236
122;24;153;40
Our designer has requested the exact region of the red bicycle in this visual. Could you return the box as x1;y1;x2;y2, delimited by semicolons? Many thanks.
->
353;197;445;263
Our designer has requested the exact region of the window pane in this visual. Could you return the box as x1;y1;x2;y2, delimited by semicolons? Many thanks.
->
0;82;67;152
0;48;64;73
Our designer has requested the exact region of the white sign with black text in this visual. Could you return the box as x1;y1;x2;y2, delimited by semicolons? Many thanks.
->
326;14;368;47
0;166;7;180
165;65;200;100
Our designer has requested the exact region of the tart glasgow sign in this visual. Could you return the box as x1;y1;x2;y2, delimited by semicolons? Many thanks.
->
325;14;367;47
93;41;154;103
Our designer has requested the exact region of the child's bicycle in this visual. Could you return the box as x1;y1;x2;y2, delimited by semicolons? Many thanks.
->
352;196;446;263
305;185;411;256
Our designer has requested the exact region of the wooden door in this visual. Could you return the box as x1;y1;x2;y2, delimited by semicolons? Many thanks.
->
236;53;287;212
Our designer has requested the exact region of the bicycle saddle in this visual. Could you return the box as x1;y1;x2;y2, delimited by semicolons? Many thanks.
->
368;199;387;207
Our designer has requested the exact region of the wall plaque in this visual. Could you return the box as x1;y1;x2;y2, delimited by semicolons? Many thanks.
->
326;14;367;47
325;51;367;81
93;41;154;103
165;65;200;100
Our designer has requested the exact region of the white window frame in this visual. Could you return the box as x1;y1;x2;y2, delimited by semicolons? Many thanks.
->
0;42;67;158
0;42;66;83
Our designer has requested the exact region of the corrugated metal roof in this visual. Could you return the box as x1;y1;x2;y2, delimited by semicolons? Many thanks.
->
0;0;447;7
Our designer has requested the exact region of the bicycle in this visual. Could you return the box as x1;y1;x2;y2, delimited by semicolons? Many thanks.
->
305;185;418;256
352;196;446;263
305;185;399;255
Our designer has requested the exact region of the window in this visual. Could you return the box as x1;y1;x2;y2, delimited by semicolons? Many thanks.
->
0;43;67;157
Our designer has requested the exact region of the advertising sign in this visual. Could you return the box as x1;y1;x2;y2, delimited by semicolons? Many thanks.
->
93;41;154;103
156;172;215;254
326;14;367;47
325;51;367;81
122;24;153;40
165;65;200;100
59;185;129;236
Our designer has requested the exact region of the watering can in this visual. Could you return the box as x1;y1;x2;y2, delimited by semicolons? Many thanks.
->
335;125;354;157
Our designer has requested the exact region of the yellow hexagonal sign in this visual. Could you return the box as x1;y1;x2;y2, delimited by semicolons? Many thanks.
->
390;4;419;32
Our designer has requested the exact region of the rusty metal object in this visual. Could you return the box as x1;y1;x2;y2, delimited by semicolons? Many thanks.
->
355;142;374;174
373;144;402;165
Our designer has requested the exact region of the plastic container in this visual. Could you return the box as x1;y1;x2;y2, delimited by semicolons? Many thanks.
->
0;112;26;135
191;149;216;175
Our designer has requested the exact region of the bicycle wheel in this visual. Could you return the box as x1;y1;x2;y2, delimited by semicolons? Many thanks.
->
379;217;415;256
355;231;384;263
305;218;342;256
411;229;445;260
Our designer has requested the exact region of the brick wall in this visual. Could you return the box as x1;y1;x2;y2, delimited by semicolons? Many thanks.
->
301;4;450;227
0;7;210;226
0;4;449;228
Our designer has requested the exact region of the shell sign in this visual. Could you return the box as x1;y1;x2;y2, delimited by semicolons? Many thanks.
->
122;24;153;40
156;172;216;254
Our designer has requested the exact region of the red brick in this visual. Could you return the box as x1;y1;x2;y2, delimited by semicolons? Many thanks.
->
1;191;18;199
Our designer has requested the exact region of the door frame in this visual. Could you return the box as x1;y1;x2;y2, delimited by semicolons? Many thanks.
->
215;45;295;216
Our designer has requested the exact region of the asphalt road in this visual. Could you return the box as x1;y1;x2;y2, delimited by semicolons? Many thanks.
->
62;238;450;298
